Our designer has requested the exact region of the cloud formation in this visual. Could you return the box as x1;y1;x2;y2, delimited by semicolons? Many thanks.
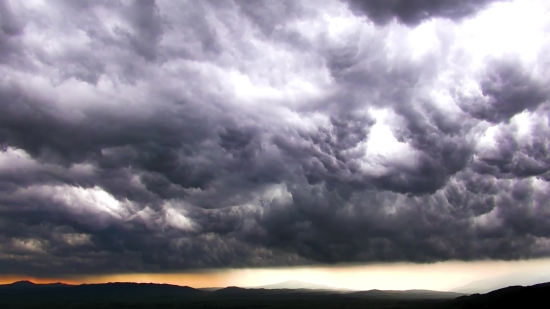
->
345;0;507;26
0;0;549;277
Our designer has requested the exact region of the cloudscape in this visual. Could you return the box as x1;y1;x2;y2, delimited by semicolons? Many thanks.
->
1;0;550;290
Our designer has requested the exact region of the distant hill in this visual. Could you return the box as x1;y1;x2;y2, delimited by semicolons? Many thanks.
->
5;280;36;287
253;279;347;290
0;281;203;305
198;286;224;291
447;282;550;308
451;273;550;294
348;289;463;300
0;280;548;308
0;280;70;289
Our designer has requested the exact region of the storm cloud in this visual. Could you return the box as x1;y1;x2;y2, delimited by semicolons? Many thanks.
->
345;0;507;26
0;0;549;277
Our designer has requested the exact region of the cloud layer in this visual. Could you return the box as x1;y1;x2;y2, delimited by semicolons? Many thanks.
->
1;0;550;276
345;0;507;26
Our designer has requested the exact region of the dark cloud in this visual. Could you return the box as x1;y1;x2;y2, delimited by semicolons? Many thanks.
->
459;58;549;123
471;118;550;179
381;103;475;194
273;113;375;193
0;0;24;64
123;0;164;61
0;0;549;277
345;0;506;26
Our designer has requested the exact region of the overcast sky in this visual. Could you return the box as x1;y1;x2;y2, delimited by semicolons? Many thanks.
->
1;0;550;288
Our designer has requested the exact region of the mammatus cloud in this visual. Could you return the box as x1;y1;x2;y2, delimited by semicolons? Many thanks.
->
344;0;507;26
0;0;549;277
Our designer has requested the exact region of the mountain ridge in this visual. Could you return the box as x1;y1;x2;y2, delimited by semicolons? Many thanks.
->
451;273;550;294
252;279;347;290
0;280;548;308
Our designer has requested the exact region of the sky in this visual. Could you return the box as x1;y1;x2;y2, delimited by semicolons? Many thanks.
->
1;0;550;291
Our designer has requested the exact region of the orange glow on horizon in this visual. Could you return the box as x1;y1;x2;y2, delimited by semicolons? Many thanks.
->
0;272;236;288
77;272;234;288
2;259;550;291
0;276;80;285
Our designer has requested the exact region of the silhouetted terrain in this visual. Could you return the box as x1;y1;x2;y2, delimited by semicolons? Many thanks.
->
0;281;202;308
451;273;550;294
253;279;346;290
445;282;550;309
0;280;546;308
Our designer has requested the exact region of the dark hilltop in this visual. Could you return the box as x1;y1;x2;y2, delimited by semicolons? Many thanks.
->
0;280;547;308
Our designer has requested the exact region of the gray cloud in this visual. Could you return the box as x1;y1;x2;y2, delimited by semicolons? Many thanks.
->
0;0;24;64
0;0;549;277
471;118;550;179
459;58;549;123
344;0;507;26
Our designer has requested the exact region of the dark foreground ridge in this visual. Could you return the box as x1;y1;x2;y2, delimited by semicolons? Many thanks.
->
0;280;547;308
